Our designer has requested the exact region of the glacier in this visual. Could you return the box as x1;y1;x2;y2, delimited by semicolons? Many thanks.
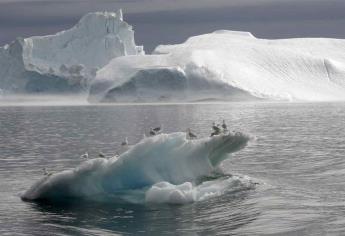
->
0;9;143;93
89;30;345;102
21;132;253;204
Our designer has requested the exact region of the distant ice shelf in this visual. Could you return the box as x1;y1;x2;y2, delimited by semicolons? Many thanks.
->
0;9;144;93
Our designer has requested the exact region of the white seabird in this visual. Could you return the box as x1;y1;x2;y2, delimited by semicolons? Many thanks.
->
80;152;89;159
211;122;221;136
153;125;162;133
222;120;228;133
42;168;52;176
98;152;106;158
149;128;156;136
186;128;197;139
121;137;129;146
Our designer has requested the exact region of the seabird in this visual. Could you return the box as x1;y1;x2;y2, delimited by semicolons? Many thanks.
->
153;125;162;133
113;152;119;157
80;152;89;159
121;137;129;146
149;128;156;136
222;120;228;133
211;122;221;136
186;128;197;139
98;152;106;158
212;122;221;132
42;168;52;176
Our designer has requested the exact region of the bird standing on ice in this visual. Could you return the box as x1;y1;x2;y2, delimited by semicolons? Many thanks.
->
80;152;89;159
149;128;156;136
152;125;162;133
186;128;197;140
113;152;119;158
98;152;106;158
222;120;228;133
211;122;221;136
42;168;52;176
121;137;129;146
149;125;163;136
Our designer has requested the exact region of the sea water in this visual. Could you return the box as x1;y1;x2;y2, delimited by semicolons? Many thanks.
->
1;102;345;235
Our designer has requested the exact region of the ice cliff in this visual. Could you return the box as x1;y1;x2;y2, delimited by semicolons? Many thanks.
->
0;9;144;93
89;30;345;102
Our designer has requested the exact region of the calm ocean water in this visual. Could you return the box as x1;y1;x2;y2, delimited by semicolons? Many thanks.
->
1;102;345;235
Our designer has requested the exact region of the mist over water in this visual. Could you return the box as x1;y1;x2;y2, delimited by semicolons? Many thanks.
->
0;95;88;106
1;102;345;235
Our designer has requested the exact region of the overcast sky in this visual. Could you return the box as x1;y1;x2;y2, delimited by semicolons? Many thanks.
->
1;0;345;52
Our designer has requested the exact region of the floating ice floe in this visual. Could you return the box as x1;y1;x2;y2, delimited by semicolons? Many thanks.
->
21;132;254;204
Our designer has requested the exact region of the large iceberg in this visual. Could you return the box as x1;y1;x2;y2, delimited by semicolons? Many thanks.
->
3;9;345;101
0;10;144;93
89;30;345;102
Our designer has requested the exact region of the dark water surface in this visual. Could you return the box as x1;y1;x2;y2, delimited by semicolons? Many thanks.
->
1;102;345;235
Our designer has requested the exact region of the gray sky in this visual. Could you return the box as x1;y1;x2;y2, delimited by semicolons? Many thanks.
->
1;0;345;52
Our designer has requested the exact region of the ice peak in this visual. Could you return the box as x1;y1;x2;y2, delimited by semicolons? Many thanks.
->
76;10;125;34
116;9;123;21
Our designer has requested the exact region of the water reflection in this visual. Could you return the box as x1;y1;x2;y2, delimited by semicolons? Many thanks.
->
3;103;345;235
29;189;259;235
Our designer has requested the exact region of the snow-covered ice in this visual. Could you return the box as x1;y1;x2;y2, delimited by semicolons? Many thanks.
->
89;30;345;102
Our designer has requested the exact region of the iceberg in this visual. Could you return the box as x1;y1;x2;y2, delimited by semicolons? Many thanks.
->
0;9;144;93
3;9;345;102
89;30;345;102
21;132;252;204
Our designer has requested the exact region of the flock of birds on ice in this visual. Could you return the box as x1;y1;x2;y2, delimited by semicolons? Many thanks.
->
43;120;229;176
